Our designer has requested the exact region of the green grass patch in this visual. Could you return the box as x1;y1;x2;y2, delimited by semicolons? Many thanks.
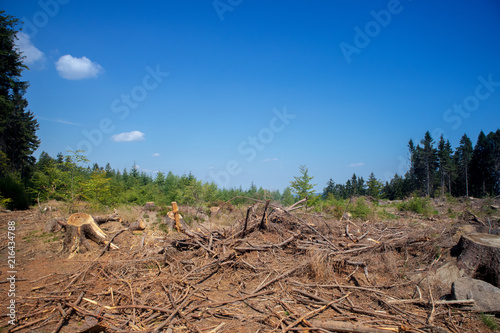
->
479;313;499;331
378;208;397;220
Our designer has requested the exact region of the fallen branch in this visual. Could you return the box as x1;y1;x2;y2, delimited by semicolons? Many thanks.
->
282;300;336;332
253;264;308;293
309;320;399;333
51;291;84;333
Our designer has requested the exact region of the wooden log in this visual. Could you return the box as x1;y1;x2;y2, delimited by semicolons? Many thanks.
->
308;320;397;333
454;233;500;287
44;218;66;233
129;219;146;231
172;202;181;232
92;210;122;224
259;199;271;230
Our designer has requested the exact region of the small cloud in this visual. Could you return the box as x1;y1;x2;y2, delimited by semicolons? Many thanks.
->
111;131;145;142
263;157;279;163
349;162;365;168
55;54;104;80
152;153;160;157
15;32;45;66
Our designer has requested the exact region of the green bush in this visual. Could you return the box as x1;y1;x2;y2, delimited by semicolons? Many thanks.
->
0;174;31;210
396;196;430;216
350;197;371;219
321;194;346;218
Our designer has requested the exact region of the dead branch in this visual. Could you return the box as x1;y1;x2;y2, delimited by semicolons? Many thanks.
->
51;292;84;333
309;320;399;333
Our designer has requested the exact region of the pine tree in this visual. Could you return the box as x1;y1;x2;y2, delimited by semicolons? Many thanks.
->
456;134;473;197
470;131;495;197
437;135;454;196
366;172;383;199
419;131;438;196
0;12;40;177
489;129;500;195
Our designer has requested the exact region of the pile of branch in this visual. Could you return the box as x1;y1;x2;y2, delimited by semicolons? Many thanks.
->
7;200;479;333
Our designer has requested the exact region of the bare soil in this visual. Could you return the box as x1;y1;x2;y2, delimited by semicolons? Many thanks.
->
1;197;499;333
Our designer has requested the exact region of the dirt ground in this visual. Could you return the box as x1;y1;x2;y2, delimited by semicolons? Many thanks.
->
1;197;499;333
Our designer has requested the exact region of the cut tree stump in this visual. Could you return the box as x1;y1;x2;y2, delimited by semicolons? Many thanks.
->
454;233;500;287
62;213;118;256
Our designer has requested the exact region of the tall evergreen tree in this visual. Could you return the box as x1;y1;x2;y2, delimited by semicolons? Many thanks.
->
419;131;438;196
470;131;495;197
406;139;417;193
0;11;40;177
489;129;500;195
437;135;454;196
322;178;336;199
456;134;473;197
366;172;383;199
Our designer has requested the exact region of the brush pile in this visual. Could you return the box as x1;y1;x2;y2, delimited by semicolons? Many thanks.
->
7;200;488;333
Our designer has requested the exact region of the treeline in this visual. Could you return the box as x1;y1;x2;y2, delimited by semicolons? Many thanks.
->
323;130;500;200
25;150;295;209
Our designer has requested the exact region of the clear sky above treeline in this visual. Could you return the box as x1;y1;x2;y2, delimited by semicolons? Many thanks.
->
4;0;500;191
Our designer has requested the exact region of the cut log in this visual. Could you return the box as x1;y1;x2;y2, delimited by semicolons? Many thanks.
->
309;320;397;333
454;233;500;287
129;219;146;231
92;210;122;224
62;213;118;256
44;218;66;233
165;211;188;231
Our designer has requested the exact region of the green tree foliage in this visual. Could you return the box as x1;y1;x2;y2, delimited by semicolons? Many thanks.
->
0;12;40;176
366;172;383;199
470;131;497;197
290;165;316;203
0;12;40;209
281;186;294;206
419;131;438;196
455;134;473;197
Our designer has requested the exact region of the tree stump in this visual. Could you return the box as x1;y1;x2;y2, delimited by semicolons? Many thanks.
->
454;233;500;287
62;213;118;256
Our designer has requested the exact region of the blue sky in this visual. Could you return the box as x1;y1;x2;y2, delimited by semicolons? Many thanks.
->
4;0;500;192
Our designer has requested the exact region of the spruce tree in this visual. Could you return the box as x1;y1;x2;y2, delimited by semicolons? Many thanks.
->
420;131;438;196
290;165;316;202
456;134;473;197
0;11;40;177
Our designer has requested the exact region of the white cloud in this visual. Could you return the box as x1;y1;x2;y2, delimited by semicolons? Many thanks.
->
349;162;365;167
55;54;104;80
263;157;279;163
16;32;45;66
152;153;160;157
111;131;145;142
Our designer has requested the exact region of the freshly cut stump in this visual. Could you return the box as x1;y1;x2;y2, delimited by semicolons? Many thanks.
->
455;233;500;287
63;213;118;256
